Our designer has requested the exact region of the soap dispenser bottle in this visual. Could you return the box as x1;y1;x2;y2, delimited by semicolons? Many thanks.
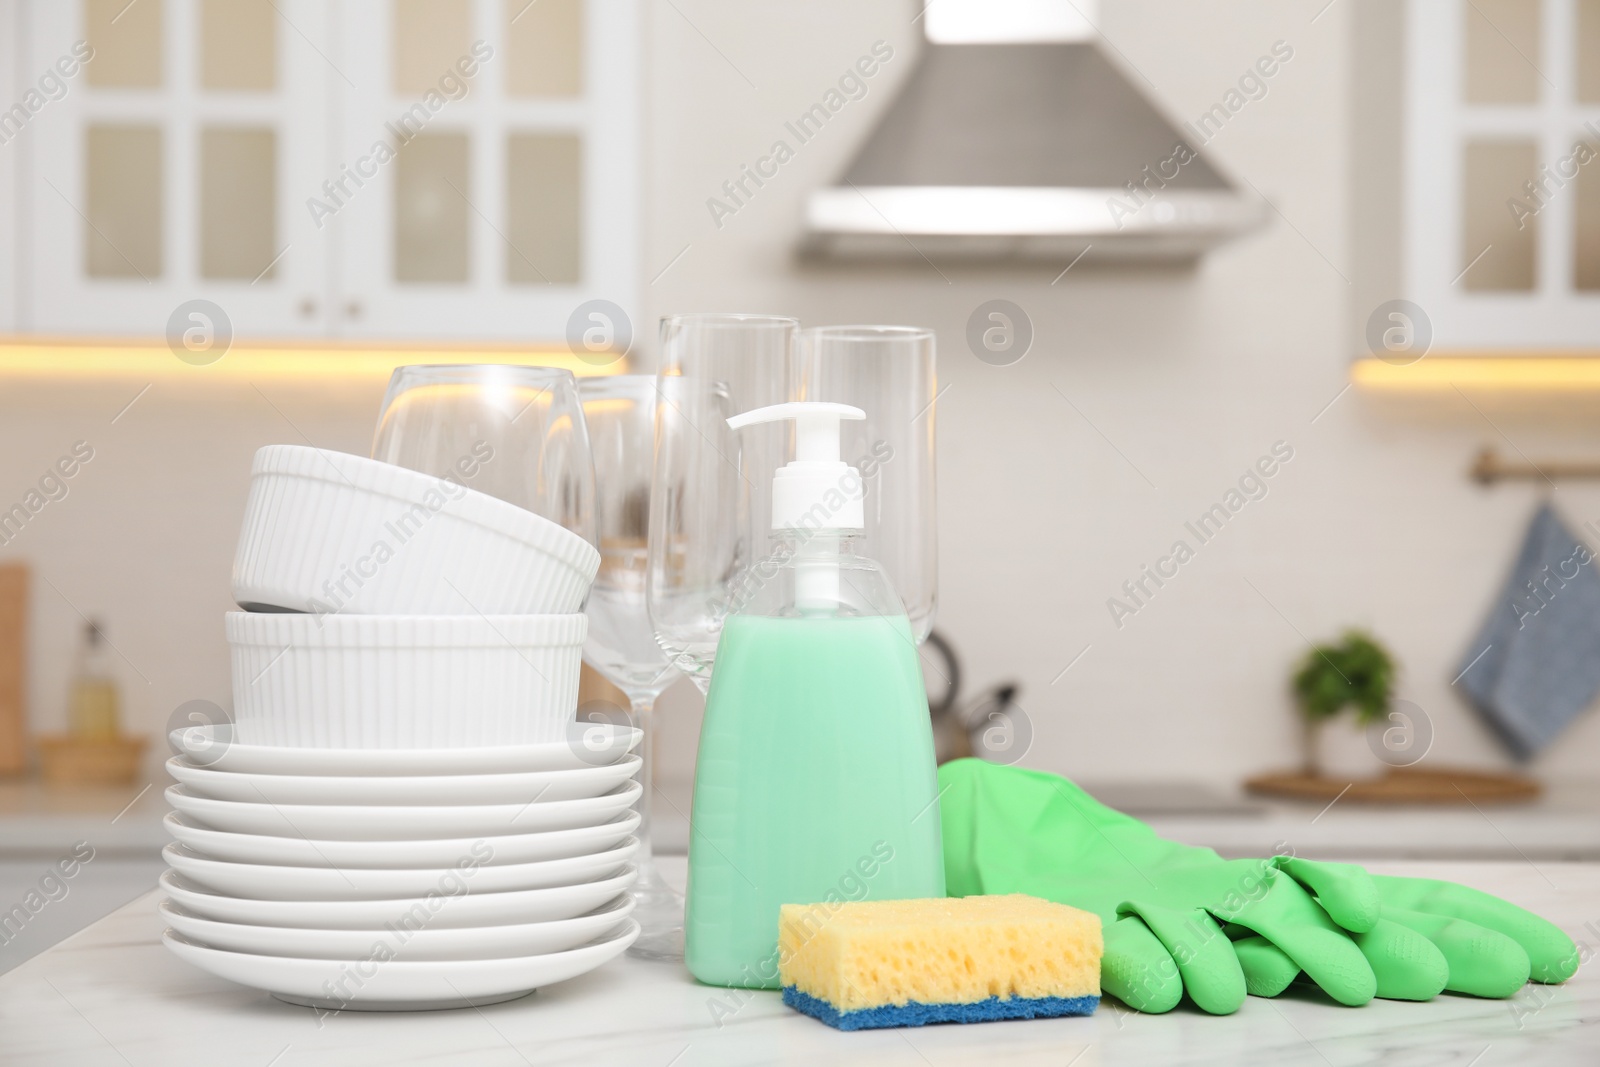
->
684;402;945;989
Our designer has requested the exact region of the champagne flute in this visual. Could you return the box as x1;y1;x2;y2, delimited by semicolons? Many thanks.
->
580;375;684;960
647;314;798;692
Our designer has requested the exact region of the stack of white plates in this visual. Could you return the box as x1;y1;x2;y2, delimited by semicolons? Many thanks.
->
162;724;643;1010
162;443;642;1011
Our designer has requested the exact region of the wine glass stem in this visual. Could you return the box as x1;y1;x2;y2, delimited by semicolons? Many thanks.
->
629;691;660;878
622;686;684;959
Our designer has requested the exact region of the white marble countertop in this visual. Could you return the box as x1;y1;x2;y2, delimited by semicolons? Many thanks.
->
0;779;169;854
0;857;1594;1066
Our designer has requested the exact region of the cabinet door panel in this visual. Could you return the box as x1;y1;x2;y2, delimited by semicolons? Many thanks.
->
198;0;277;92
0;2;14;332
24;0;330;338
393;131;472;283
199;126;278;281
84;123;164;279
506;132;581;285
332;0;637;342
505;0;582;98
1404;0;1600;349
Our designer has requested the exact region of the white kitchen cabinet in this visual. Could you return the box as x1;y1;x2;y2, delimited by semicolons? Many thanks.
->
330;0;639;339
9;0;638;343
1402;0;1600;350
20;0;333;338
0;6;16;332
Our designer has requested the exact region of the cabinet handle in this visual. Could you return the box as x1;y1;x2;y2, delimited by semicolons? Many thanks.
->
345;300;363;320
298;298;318;318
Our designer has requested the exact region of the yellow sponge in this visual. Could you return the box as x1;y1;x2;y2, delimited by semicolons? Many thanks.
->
778;894;1102;1030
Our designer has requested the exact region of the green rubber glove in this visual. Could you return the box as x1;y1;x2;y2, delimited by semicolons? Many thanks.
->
1232;875;1580;1000
938;758;1380;1014
940;759;1579;1012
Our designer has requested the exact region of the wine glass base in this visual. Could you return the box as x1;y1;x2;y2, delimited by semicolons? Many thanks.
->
626;923;685;961
626;870;685;961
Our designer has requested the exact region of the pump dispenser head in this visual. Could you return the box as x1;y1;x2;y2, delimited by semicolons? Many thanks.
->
727;402;867;531
728;402;867;613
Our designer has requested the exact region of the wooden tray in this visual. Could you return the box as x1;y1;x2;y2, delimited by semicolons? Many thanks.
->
1244;766;1541;805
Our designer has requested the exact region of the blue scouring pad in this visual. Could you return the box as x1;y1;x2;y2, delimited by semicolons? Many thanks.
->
783;986;1099;1031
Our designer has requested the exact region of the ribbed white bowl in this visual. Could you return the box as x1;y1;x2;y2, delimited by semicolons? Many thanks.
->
226;611;586;748
232;445;598;615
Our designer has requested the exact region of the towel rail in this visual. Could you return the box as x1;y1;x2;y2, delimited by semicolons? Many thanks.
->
1471;447;1600;485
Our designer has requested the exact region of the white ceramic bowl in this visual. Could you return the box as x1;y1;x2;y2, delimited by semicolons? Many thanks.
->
163;811;641;868
168;723;641;775
226;611;586;748
162;921;639;1010
165;781;641;840
165;754;640;806
159;896;635;961
232;445;599;616
162;839;638;900
160;869;636;929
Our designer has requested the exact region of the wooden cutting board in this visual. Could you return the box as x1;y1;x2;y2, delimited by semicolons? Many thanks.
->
0;564;27;775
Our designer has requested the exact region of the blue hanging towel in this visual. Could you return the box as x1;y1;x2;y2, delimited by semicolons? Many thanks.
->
1456;502;1600;757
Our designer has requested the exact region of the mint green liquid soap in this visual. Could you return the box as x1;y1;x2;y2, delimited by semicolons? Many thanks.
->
685;610;944;988
683;401;945;988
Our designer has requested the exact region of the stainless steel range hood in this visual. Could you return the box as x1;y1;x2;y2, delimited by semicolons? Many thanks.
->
803;1;1268;263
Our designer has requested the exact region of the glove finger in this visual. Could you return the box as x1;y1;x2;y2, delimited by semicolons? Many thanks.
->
1352;917;1448;1001
1233;936;1301;997
1119;902;1246;1015
1100;914;1183;1014
1373;874;1578;983
1275;857;1380;933
1383;905;1531;998
1229;872;1376;1007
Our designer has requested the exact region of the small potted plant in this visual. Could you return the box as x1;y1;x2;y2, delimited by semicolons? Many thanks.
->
1291;630;1394;780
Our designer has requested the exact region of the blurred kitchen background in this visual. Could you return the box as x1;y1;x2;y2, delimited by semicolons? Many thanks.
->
3;0;1600;971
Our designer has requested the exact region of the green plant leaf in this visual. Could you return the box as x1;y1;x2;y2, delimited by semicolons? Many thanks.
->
1291;630;1395;725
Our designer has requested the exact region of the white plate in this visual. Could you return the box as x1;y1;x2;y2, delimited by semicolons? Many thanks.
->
163;920;640;1010
158;896;635;961
166;754;641;806
162;839;638;900
165;781;641;840
164;811;641;868
170;723;641;775
160;868;637;929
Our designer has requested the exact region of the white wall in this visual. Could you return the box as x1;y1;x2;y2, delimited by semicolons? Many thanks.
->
0;377;380;764
643;0;1600;786
3;0;1599;791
